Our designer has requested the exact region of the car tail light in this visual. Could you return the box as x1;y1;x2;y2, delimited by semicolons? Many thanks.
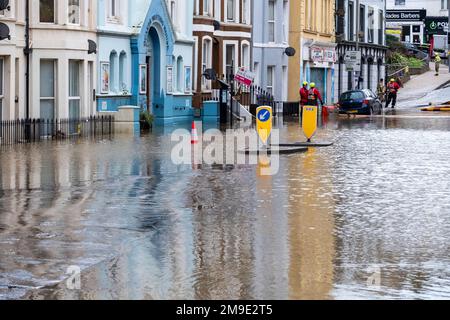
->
363;99;369;105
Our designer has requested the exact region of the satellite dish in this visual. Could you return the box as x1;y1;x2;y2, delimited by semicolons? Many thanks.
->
0;0;9;11
203;68;217;81
0;23;11;41
88;40;97;54
213;20;221;31
285;47;296;57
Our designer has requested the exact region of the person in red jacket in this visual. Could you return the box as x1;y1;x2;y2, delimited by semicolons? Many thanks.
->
307;83;324;106
299;81;309;107
386;78;400;109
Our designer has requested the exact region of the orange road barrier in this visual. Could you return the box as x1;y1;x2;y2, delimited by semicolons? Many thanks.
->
191;121;199;144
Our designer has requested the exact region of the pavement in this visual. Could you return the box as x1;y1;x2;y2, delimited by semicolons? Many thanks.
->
396;62;450;108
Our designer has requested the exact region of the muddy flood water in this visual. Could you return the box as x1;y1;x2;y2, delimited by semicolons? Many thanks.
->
1;115;450;300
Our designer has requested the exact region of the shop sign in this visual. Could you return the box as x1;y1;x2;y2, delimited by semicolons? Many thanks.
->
386;10;426;22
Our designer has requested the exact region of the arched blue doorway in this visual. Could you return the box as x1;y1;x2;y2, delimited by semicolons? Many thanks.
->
130;0;193;125
145;27;161;113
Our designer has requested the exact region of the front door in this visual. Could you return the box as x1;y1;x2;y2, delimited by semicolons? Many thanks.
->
146;56;152;112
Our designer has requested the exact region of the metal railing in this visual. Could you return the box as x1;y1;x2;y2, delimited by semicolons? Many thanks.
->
0;116;114;146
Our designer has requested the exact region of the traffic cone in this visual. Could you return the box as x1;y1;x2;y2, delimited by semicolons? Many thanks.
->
191;121;199;144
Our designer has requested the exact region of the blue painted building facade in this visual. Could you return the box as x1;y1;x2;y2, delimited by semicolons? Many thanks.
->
97;0;195;125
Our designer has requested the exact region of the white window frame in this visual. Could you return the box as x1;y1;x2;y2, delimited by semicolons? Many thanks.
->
225;0;239;23
107;0;121;23
68;0;81;25
193;36;198;91
202;36;213;91
283;0;289;44
169;0;176;20
68;60;81;118
39;59;57;119
223;40;239;76
242;0;250;24
268;0;276;43
241;41;250;69
203;0;212;16
266;66;275;95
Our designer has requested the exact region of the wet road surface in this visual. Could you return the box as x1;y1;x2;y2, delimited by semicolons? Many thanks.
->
1;114;450;300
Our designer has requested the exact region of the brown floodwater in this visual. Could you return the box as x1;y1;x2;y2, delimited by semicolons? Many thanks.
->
1;115;450;300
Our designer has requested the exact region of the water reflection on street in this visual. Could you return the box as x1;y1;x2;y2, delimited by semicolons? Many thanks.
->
2;115;450;300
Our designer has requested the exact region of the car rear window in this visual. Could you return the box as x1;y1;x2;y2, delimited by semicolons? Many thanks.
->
340;91;365;101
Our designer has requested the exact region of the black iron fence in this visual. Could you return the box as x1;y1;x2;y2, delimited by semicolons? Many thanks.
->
0;116;114;146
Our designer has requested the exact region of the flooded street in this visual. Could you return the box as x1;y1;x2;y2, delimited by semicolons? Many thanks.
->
2;115;450;300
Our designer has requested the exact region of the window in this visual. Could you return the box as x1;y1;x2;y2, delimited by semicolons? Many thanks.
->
378;10;383;45
242;0;249;24
359;5;365;42
267;66;274;95
68;0;80;24
177;57;183;92
202;38;212;89
227;0;235;21
203;0;211;16
110;0;118;17
268;0;275;43
109;51;118;93
169;0;176;20
40;60;56;120
395;0;405;5
442;0;448;10
40;0;55;23
368;7;374;43
0;58;3;123
119;52;127;92
348;1;354;41
225;44;235;77
254;62;260;85
242;43;250;69
283;0;288;43
69;60;81;132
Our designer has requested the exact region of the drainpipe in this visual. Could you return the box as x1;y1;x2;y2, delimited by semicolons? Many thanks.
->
24;0;30;120
355;0;360;89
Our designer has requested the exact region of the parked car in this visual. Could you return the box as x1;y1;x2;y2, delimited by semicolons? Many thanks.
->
337;90;383;115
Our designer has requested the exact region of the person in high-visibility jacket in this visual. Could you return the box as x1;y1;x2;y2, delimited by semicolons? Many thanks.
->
307;83;324;106
386;79;400;109
299;81;309;107
435;53;442;76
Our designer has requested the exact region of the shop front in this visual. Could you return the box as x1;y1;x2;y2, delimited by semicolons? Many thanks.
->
386;9;427;44
302;42;336;104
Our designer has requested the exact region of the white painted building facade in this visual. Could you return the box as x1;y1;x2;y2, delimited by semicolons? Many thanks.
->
0;0;26;121
252;0;290;102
